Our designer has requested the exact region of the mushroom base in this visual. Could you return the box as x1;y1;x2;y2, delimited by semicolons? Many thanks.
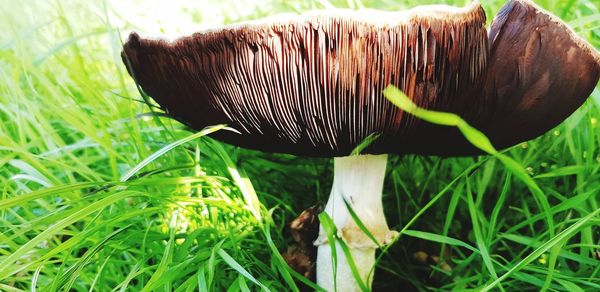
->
316;243;375;291
315;154;396;291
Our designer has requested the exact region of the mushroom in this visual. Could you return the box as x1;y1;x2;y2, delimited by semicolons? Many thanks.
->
121;0;599;290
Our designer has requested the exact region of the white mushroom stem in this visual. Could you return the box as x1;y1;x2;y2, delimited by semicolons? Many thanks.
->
315;154;397;291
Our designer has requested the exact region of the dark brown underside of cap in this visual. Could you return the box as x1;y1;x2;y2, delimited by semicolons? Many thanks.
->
122;0;599;157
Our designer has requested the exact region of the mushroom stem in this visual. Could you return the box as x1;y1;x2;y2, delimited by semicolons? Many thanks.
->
315;154;396;291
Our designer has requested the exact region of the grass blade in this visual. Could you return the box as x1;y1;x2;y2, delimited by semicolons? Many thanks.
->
465;178;500;284
383;86;555;236
403;229;478;253
120;125;227;182
217;249;271;292
482;208;600;291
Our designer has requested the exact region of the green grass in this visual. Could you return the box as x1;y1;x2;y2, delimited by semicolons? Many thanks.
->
1;0;599;291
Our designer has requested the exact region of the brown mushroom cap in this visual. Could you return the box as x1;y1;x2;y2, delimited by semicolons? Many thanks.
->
477;0;600;150
121;0;599;157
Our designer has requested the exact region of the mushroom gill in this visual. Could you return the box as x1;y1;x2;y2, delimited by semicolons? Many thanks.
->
122;3;488;157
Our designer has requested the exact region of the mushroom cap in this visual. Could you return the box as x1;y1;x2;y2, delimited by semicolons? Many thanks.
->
477;0;600;150
122;0;599;157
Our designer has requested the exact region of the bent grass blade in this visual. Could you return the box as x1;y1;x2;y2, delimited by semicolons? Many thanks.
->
383;86;555;236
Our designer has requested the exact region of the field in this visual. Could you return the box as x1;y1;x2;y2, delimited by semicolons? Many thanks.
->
1;0;599;291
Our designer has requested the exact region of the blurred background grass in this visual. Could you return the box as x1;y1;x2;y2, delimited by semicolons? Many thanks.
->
0;0;599;291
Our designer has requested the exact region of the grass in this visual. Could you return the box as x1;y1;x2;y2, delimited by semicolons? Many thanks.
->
0;0;599;291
